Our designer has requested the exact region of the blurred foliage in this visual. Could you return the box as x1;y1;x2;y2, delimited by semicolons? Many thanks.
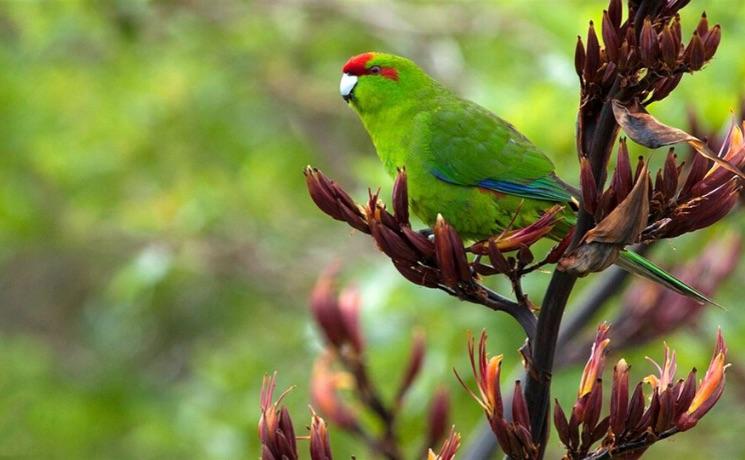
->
0;1;743;459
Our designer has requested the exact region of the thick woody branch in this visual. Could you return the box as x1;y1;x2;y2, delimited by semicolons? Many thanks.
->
457;284;537;343
522;69;628;460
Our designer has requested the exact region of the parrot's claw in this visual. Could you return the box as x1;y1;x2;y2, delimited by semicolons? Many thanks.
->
419;228;434;242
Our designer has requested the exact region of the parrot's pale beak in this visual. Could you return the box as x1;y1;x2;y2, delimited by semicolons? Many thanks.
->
340;73;358;102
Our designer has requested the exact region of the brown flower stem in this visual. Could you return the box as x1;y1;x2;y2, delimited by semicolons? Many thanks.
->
348;424;395;458
521;64;633;458
522;270;578;458
338;354;402;460
556;262;634;351
518;257;552;276
586;80;624;186
438;282;537;342
582;428;679;460
472;284;537;342
508;272;530;310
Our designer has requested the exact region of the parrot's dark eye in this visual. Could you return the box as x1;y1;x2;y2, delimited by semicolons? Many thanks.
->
369;65;381;74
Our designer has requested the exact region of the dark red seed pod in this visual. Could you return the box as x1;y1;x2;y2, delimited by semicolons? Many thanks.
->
392;169;410;226
662;149;679;199
546;228;574;264
690;149;744;196
601;61;617;87
580;157;598;215
633;156;645;182
337;286;364;354
696;12;709;38
648;72;683;103
575;36;586;80
680;182;740;234
401;226;435;260
660;25;679;70
639;19;659;68
517;245;534;267
675;370;698;418
602;10;620;62
306;167;345;221
369;218;419;263
276;414;299;459
685;31;705;71
655;386;675;433
610;359;630;436
396;330;426;402
426;388;451;448
608;0;622;29
654;167;665;197
338;203;370;234
309;414;333;460
584;381;603;430
488;239;512;273
446;225;472;283
512;381;531;431
625;382;645;435
584;22;601;82
554;400;572;448
625;45;639;71
617;41;630;71
434;216;459;287
332;180;365;222
671;14;682;44
703;24;721;61
596;188;616;219
511;425;535;456
310;272;347;349
376;203;399;230
489;418;514;458
625;20;637;47
637;390;660;434
591;416;610;445
392;260;439;288
568;409;581;450
611;139;633;202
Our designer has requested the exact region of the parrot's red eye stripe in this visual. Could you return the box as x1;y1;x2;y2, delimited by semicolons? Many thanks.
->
379;67;399;81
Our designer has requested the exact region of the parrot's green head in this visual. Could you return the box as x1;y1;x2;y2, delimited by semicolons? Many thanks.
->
340;52;433;115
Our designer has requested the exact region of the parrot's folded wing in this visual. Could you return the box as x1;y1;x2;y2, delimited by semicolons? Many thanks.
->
425;99;573;203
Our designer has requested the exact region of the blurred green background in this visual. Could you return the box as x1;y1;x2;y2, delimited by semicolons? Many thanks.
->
0;1;743;459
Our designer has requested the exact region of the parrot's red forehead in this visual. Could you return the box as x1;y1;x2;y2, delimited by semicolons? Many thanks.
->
343;53;374;75
342;53;399;81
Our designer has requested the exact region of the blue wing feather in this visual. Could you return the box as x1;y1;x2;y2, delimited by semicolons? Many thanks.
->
433;168;571;203
477;177;572;202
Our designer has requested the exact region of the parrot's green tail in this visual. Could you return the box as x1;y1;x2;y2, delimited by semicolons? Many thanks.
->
616;249;719;306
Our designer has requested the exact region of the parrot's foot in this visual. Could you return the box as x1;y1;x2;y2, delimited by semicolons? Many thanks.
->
419;228;434;242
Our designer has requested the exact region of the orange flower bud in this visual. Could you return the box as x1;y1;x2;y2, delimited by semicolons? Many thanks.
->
579;323;611;397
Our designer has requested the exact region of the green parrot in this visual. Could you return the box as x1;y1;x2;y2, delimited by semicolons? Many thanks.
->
339;51;711;303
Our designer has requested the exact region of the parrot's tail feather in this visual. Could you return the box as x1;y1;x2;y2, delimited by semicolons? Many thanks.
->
616;249;721;308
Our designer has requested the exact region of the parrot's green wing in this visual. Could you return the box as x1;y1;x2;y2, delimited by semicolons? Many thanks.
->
424;98;573;203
